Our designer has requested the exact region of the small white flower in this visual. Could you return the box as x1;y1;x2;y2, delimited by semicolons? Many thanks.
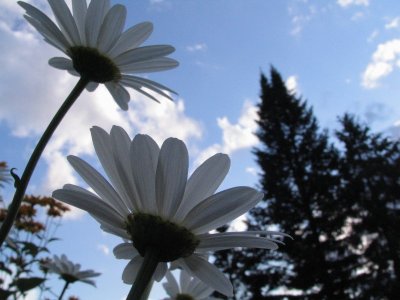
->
53;126;287;297
44;254;101;286
18;0;178;110
163;270;218;300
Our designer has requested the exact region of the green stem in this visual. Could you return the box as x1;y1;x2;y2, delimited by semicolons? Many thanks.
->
58;281;70;300
127;248;159;300
0;77;90;247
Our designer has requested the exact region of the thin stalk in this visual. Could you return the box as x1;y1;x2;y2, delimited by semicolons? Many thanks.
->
58;281;70;300
0;77;90;247
127;248;159;300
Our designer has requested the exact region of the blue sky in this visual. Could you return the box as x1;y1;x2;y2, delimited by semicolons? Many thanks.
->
1;0;400;299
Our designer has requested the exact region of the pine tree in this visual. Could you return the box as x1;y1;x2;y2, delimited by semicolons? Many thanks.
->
214;68;400;299
214;67;355;299
336;114;400;299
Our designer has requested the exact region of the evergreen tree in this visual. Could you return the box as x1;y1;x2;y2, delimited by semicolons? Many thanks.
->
214;68;400;299
336;114;400;299
215;67;357;299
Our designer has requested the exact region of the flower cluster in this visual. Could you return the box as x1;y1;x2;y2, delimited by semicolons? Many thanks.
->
5;0;290;299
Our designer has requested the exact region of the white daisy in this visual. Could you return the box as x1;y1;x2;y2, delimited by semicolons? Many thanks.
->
44;254;101;286
18;0;178;110
52;126;287;297
163;270;218;300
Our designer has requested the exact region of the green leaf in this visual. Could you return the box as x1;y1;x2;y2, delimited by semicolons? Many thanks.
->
15;277;45;293
21;242;40;256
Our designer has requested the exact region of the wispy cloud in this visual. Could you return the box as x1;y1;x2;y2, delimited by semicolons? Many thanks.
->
288;2;317;36
186;43;208;52
337;0;369;8
385;17;400;30
367;30;379;43
97;244;110;256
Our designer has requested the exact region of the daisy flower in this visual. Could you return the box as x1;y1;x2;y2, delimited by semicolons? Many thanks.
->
44;254;101;286
52;126;287;297
18;0;178;110
163;270;218;300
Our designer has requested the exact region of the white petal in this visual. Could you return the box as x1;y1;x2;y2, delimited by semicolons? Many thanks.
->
154;262;167;282
99;222;130;240
48;57;74;70
86;82;99;92
114;45;175;66
182;187;263;234
85;0;110;47
164;271;179;296
21;11;69;52
179;271;191;294
109;126;142;212
122;256;143;284
90;126;136;212
156;138;188;218
174;153;230;221
105;82;130;111
72;0;87;44
113;243;139;259
196;232;279;252
108;22;153;58
67;155;129;217
48;0;81;45
120;79;161;103
97;4;126;53
130;134;160;214
52;187;124;228
118;57;179;73
178;255;233;297
191;280;214;298
121;75;175;101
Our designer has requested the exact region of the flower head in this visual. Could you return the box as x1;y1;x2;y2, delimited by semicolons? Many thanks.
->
163;271;217;300
44;254;101;286
18;0;178;110
52;126;287;296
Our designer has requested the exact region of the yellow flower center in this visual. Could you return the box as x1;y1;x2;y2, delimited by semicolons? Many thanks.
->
61;273;78;283
176;294;195;300
126;213;199;262
68;46;121;83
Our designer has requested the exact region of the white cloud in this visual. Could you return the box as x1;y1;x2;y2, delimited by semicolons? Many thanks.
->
362;39;400;88
351;11;365;21
97;244;110;255
385;17;400;29
285;75;299;95
337;0;369;8
127;97;202;145
186;43;208;52
195;101;259;165
367;30;379;43
290;14;312;36
245;167;258;176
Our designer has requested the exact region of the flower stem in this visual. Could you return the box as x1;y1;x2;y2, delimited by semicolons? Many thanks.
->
58;281;70;300
0;77;90;247
127;248;159;300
